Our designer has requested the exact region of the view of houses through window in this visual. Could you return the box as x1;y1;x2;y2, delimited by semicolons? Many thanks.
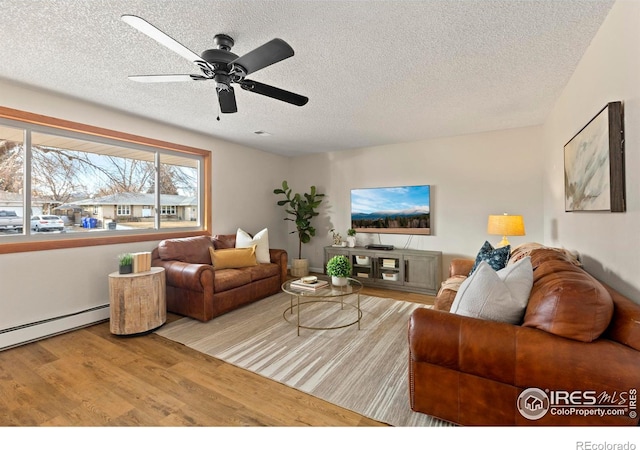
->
0;121;203;239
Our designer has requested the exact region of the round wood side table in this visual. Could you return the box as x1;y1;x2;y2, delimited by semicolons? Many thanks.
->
108;266;166;335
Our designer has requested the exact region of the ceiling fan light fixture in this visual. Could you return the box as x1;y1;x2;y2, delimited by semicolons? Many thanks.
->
121;15;308;114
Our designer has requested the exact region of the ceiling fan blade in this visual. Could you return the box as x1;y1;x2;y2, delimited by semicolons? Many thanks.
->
231;39;294;75
217;86;238;113
128;74;208;82
240;80;308;106
121;15;214;75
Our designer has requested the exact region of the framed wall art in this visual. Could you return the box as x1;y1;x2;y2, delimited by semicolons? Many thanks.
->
564;101;625;212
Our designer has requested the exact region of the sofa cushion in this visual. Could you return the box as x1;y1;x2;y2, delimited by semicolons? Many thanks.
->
212;234;236;249
213;268;252;292
236;227;270;263
450;257;533;324
469;241;510;275
239;262;280;282
158;235;213;264
523;259;613;342
209;246;258;270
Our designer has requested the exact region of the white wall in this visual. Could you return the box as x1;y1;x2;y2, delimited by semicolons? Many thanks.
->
541;0;640;301
210;140;292;244
0;79;289;348
287;126;544;274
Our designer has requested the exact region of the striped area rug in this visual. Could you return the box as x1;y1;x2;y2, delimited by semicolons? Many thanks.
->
156;291;449;427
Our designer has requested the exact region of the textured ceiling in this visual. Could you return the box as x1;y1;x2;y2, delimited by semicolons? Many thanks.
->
0;0;615;157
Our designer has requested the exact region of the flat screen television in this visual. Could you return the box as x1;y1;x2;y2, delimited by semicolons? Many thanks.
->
350;185;431;235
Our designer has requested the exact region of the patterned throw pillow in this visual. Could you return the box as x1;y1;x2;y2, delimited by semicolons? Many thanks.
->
469;241;510;275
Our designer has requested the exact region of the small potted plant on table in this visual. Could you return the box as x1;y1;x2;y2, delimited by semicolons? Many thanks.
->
346;228;356;247
326;255;352;286
118;253;133;274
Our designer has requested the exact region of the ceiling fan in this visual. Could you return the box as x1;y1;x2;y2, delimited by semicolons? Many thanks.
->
121;14;308;114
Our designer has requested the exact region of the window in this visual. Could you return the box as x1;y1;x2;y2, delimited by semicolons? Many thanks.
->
116;205;131;216
0;106;211;254
160;205;176;216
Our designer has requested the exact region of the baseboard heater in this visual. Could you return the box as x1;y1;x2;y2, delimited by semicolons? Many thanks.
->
0;304;110;351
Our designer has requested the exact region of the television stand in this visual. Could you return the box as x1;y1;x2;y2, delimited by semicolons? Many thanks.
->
324;246;442;296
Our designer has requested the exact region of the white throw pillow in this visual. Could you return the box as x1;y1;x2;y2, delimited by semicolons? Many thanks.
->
449;257;533;324
236;228;270;264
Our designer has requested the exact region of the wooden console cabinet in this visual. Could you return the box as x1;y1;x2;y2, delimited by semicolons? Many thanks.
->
324;246;442;295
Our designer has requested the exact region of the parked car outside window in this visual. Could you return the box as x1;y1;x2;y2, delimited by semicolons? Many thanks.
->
30;215;65;232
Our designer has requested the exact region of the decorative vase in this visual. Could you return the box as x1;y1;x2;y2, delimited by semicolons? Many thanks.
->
331;276;348;286
346;236;356;248
119;264;132;274
291;258;309;277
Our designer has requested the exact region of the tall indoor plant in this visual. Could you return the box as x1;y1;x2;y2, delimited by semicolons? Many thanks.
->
274;180;325;276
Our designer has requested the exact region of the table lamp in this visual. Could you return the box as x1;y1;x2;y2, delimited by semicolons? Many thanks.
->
487;213;525;248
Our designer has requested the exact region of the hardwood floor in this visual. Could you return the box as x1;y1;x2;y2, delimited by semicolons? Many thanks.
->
0;286;434;426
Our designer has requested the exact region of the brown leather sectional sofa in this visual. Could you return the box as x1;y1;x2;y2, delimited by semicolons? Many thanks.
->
151;234;287;322
408;246;640;426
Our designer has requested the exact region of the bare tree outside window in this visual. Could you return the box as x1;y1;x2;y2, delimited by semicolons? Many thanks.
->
0;126;201;236
0;125;25;237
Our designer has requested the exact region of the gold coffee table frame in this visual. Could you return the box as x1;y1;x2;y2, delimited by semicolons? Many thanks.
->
282;278;363;336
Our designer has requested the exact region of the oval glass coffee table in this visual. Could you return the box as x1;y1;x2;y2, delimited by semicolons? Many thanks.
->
282;278;363;336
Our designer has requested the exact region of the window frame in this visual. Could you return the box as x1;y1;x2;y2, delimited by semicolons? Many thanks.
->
0;106;211;255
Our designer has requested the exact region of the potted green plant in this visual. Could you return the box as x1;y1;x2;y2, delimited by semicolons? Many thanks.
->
274;180;325;277
118;253;133;274
326;255;352;286
346;228;356;248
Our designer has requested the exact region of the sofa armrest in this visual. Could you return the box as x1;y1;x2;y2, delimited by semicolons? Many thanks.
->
449;258;474;277
269;248;288;283
153;259;214;292
409;307;517;385
409;308;461;368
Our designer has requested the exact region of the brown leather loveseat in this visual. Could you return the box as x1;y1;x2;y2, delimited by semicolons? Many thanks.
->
408;245;640;426
151;234;287;322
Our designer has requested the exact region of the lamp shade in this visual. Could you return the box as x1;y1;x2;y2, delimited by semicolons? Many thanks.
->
487;214;525;247
487;214;526;236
